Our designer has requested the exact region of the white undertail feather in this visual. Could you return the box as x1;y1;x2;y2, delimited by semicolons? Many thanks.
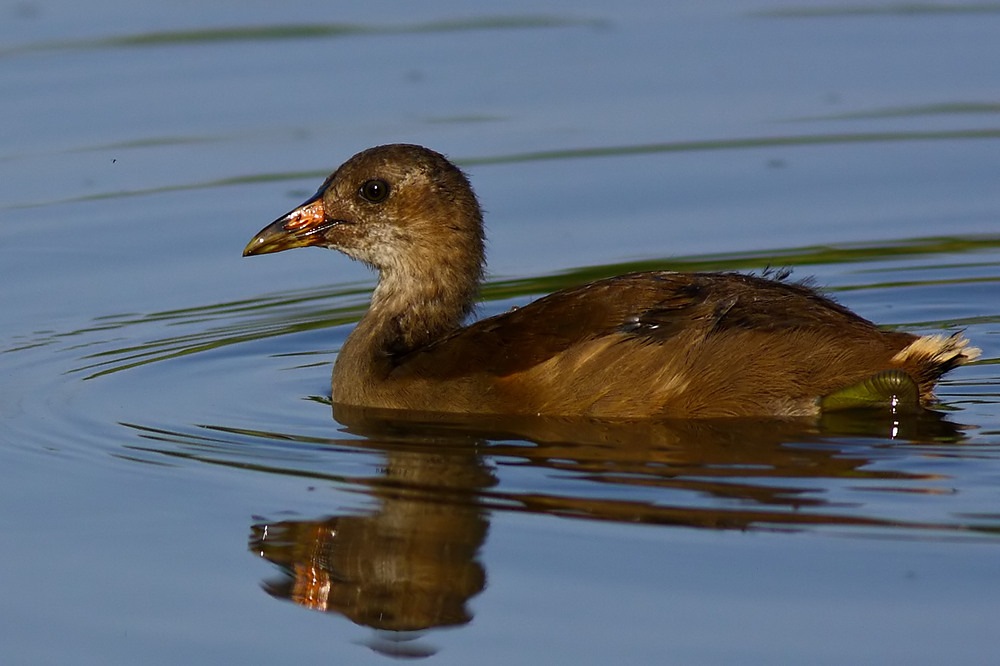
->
891;333;981;366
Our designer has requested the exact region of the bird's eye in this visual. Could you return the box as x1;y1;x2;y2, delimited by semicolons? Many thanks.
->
359;179;390;203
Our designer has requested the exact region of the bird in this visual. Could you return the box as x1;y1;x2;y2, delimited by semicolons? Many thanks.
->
243;144;978;419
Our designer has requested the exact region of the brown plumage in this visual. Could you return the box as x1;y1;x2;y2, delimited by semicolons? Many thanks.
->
244;144;978;418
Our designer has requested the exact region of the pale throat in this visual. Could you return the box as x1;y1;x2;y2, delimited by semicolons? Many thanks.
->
363;256;479;356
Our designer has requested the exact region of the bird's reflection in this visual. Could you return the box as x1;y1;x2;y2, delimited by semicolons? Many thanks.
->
251;445;491;644
241;404;965;657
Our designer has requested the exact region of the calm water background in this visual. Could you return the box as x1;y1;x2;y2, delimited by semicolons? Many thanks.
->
3;1;1000;663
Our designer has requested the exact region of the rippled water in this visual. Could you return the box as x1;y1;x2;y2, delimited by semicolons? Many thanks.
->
3;2;1000;664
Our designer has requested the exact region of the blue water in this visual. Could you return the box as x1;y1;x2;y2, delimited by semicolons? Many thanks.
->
2;2;1000;664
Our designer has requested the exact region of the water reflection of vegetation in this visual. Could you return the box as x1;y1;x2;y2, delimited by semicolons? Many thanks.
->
1;16;606;57
9;129;1000;211
751;4;1000;18
457;129;1000;167
788;101;1000;123
8;235;992;378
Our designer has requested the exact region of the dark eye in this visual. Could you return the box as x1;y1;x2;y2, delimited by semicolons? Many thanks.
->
359;179;389;203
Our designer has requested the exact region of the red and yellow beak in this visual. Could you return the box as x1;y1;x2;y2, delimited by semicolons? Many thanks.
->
243;193;330;256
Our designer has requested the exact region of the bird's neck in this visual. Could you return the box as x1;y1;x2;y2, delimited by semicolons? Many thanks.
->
334;241;484;388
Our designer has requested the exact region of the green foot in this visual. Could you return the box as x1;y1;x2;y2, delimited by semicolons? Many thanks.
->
819;370;921;414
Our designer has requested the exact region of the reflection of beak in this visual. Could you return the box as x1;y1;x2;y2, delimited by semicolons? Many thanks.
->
243;193;332;256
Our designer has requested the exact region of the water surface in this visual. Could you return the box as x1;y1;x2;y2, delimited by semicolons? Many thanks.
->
2;2;1000;664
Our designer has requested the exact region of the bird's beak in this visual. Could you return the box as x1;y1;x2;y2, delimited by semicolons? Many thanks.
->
243;192;331;256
